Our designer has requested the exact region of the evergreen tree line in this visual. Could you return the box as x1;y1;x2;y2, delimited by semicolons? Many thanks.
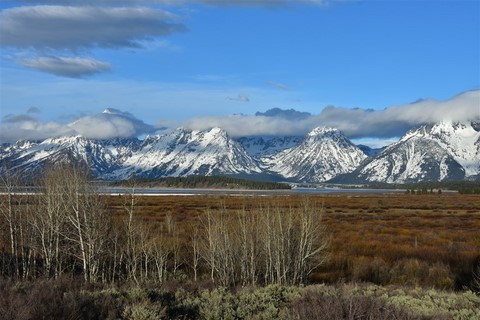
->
404;188;442;195
0;164;327;286
399;181;480;194
109;175;291;190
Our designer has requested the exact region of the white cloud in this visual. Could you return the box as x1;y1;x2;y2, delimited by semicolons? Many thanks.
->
0;118;76;142
19;56;111;78
0;108;156;142
69;108;156;139
0;4;186;77
314;90;480;138
2;0;345;77
183;90;480;138
2;81;478;143
0;6;185;51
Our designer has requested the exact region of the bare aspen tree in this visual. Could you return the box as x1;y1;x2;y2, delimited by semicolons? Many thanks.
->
201;208;218;283
292;199;330;284
32;162;111;282
123;187;140;283
169;224;183;279
236;207;259;286
0;165;23;278
261;204;274;285
150;234;170;283
190;225;201;282
216;212;237;286
206;206;238;286
198;197;330;286
0;165;39;280
18;199;35;279
137;221;153;282
121;184;171;283
33;166;69;278
109;221;125;283
200;206;238;285
64;166;89;281
60;164;110;282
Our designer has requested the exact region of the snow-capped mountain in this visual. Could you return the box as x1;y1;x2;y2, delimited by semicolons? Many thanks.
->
262;127;367;183
0;127;262;180
2;121;478;184
236;136;303;157
0;136;141;177
333;121;480;183
106;127;262;179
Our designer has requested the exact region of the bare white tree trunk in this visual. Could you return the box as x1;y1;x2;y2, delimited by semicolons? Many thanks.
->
0;166;21;278
198;197;330;286
191;227;200;282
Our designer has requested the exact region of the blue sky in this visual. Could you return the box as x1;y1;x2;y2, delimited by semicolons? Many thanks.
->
0;0;479;145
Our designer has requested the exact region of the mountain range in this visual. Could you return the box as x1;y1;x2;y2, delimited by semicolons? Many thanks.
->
1;119;479;184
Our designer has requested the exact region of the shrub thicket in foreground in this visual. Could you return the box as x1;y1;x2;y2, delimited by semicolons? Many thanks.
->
1;279;479;320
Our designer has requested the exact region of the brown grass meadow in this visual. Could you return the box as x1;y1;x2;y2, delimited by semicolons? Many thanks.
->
106;192;480;290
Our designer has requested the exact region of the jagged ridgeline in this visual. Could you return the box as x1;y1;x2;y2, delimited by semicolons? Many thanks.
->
1;120;479;184
109;175;291;190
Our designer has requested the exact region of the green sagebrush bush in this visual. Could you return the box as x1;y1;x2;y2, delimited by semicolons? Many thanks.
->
2;279;479;320
356;284;480;320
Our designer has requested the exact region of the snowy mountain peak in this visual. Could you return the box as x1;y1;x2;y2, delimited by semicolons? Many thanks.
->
102;108;122;114
307;127;339;137
208;127;225;134
263;128;367;182
402;120;477;141
43;135;85;144
334;120;480;183
400;120;480;177
103;126;261;180
202;127;229;141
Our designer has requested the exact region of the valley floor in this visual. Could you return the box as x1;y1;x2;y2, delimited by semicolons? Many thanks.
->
2;192;479;319
106;192;480;290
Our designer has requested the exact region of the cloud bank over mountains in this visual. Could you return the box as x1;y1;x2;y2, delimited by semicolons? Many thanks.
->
0;108;155;142
1;90;478;143
183;90;480;138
